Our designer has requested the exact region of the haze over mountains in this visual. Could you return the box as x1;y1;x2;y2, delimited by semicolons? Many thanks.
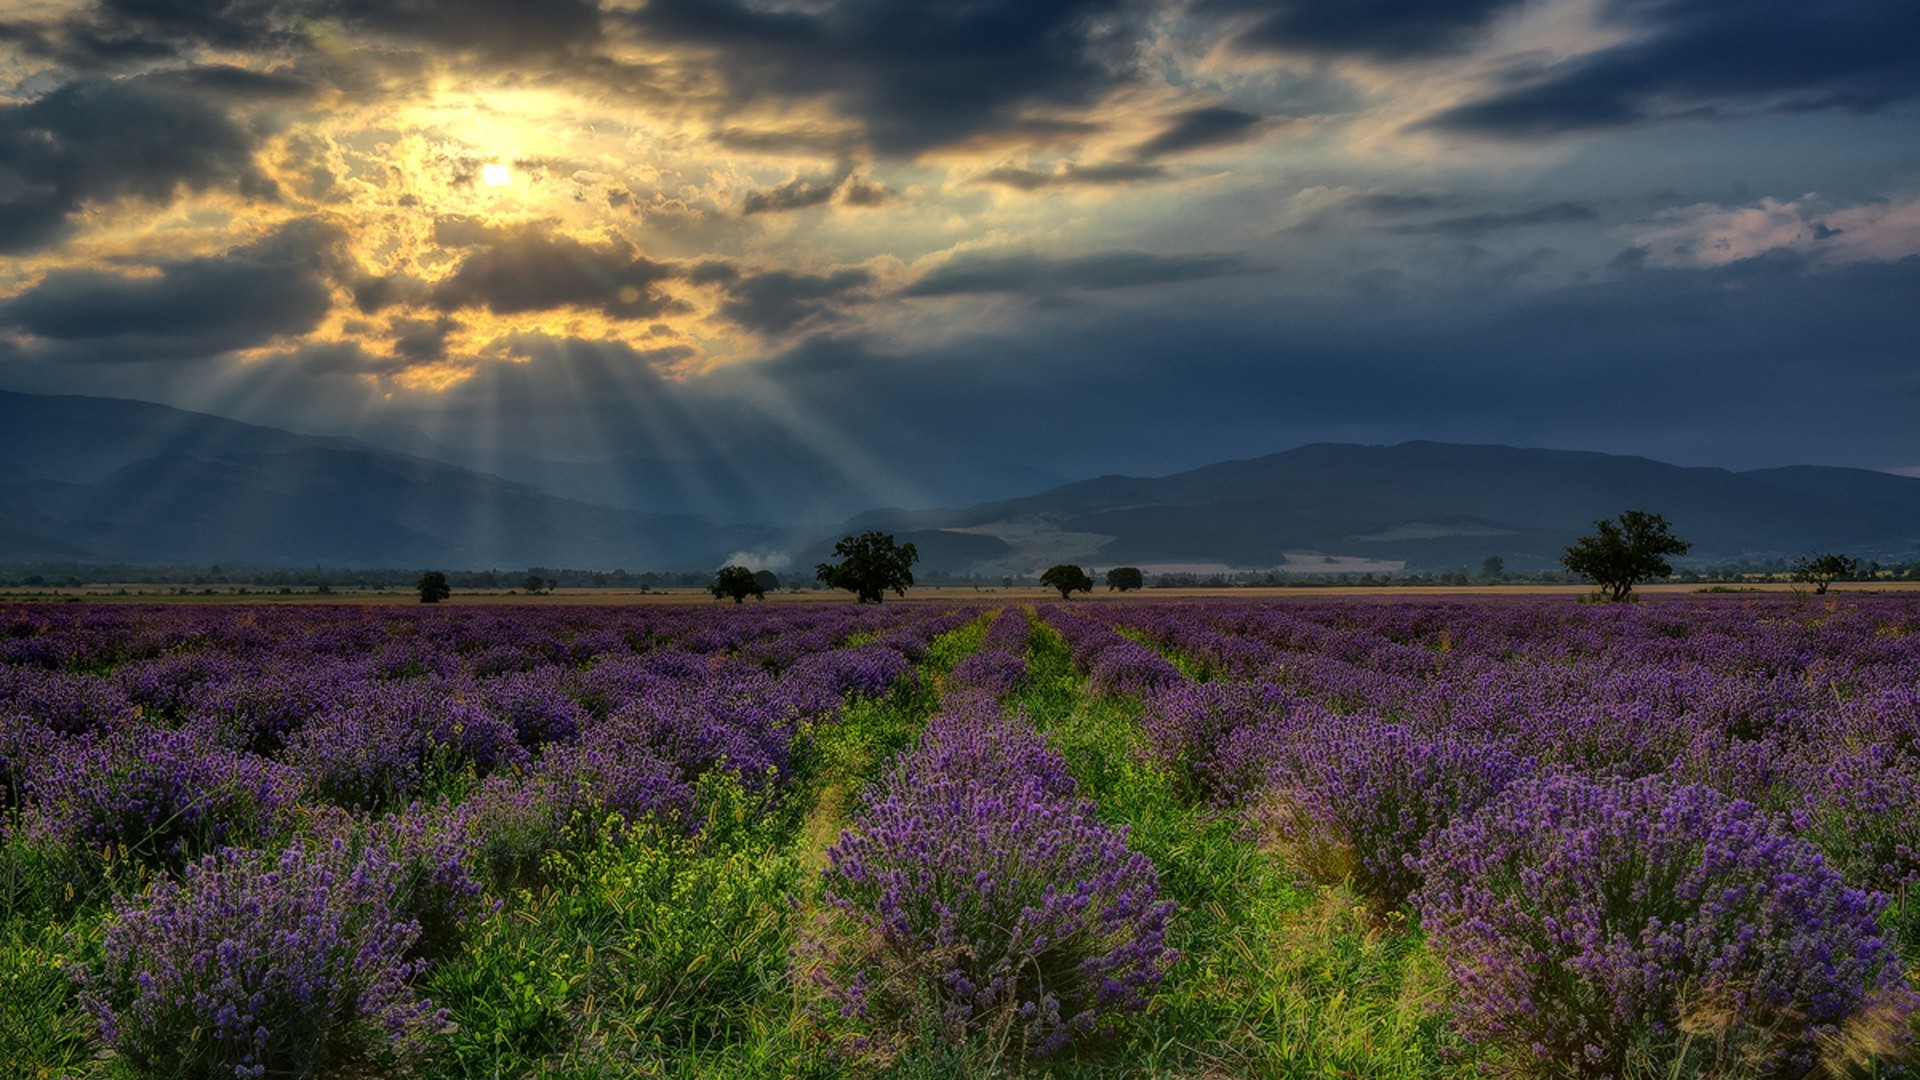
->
4;390;1919;575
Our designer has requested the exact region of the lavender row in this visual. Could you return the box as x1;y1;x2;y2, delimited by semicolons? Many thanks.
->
816;631;1175;1059
1068;598;1920;1071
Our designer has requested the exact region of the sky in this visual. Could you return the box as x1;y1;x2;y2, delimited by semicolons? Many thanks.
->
2;0;1918;496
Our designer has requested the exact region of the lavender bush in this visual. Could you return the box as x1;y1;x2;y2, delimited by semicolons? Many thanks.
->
818;700;1175;1060
1253;719;1532;911
29;726;296;871
83;843;443;1079
1417;774;1915;1077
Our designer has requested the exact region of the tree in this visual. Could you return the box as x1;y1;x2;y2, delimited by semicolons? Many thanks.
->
1106;566;1145;592
1041;563;1094;600
1792;553;1859;595
752;569;781;594
710;565;765;604
1480;555;1505;581
417;571;450;604
1561;510;1691;602
816;531;919;603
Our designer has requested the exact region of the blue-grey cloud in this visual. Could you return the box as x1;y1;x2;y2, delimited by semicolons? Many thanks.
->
903;250;1249;296
0;219;342;357
0;75;274;253
429;227;681;318
1429;0;1920;136
4;0;603;66
1133;106;1267;160
1199;0;1530;58
716;268;874;334
626;0;1138;155
1388;201;1599;234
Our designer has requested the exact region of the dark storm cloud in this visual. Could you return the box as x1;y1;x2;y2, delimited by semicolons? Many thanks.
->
0;219;343;357
975;162;1166;190
708;268;875;334
8;0;600;67
1388;201;1598;234
752;251;1920;479
329;0;604;58
0;76;274;253
904;250;1248;296
739;166;889;215
429;227;681;318
625;0;1138;155
1429;0;1920;136
1133;106;1266;160
1198;0;1530;59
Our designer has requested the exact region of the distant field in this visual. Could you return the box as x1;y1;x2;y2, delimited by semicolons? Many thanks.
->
6;580;1919;604
3;597;1918;1077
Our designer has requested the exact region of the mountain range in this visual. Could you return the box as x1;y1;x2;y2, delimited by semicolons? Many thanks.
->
4;390;1919;574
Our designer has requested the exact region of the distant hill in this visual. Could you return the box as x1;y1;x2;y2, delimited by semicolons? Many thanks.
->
0;392;783;569
6;390;1919;574
819;442;1920;575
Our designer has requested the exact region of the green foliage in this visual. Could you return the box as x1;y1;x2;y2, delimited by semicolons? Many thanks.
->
751;569;782;594
1105;566;1145;592
0;919;105;1080
417;570;451;603
1561;509;1691;601
1008;622;1457;1078
1041;563;1095;600
710;565;766;604
815;531;918;603
1480;555;1505;580
1792;552;1860;595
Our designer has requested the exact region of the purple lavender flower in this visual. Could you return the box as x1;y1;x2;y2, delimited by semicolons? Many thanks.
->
1417;773;1915;1076
82;843;443;1078
818;698;1175;1058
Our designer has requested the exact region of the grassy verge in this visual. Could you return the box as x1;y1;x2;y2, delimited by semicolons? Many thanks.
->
1010;617;1461;1078
421;611;991;1079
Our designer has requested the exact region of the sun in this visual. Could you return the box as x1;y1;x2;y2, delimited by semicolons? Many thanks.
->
481;163;512;187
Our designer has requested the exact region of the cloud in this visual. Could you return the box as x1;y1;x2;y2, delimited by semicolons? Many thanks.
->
0;75;274;253
1389;201;1598;234
0;218;344;358
330;0;604;59
1132;106;1266;160
975;161;1167;190
1628;194;1920;268
429;226;681;318
904;250;1248;296
1427;0;1920;136
10;0;603;66
1197;0;1531;59
740;166;890;214
624;0;1140;156
709;267;875;335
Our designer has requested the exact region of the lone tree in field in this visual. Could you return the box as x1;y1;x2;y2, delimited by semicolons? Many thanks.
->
816;531;918;603
1562;510;1691;602
710;565;765;604
752;569;781;594
1042;563;1094;600
1792;552;1859;595
522;574;548;596
1106;566;1145;592
417;571;451;604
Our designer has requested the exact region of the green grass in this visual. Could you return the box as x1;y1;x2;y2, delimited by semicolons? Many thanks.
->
0;610;1476;1079
1001;617;1463;1079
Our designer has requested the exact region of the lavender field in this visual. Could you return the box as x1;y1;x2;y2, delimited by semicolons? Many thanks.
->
3;597;1918;1078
